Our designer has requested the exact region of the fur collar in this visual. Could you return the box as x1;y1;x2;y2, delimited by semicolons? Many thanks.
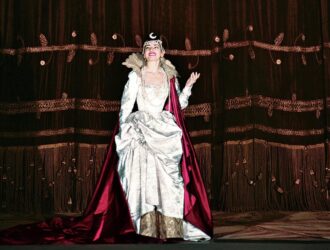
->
122;53;178;79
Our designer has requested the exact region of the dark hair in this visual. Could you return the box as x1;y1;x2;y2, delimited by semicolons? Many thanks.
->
142;32;164;54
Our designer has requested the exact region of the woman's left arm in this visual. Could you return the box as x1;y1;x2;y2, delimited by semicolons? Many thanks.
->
175;72;200;109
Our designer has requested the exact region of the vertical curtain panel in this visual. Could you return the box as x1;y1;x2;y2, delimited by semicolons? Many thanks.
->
0;0;329;214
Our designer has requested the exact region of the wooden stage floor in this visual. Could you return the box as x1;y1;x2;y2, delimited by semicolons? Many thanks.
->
1;211;329;249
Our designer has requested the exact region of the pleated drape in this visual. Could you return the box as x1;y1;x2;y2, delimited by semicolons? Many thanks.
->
0;0;329;213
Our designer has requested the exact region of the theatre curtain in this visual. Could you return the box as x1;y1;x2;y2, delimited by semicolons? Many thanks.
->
0;0;329;214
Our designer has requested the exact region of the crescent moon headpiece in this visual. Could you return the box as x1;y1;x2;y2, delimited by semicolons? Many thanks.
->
142;32;164;54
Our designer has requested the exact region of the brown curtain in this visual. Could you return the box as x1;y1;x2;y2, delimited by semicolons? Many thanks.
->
0;0;329;214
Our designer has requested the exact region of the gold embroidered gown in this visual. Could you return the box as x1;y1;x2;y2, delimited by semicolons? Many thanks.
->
115;70;210;240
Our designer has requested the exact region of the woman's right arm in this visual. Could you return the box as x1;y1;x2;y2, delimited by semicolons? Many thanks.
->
119;71;140;125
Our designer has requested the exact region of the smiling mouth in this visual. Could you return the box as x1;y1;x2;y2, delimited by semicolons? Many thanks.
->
148;52;156;56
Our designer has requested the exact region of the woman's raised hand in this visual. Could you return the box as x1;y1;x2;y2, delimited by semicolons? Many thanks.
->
186;72;200;87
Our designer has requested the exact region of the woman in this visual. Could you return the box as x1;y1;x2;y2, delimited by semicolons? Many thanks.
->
0;33;212;244
114;32;212;241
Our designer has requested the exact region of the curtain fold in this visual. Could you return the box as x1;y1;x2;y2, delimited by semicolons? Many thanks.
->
0;0;329;213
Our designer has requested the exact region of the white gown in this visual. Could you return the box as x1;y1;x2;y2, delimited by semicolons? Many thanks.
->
115;71;210;240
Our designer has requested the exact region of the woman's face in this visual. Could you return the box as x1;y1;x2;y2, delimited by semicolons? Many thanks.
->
143;41;164;62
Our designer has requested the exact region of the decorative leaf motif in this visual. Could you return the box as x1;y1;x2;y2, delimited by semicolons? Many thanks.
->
301;54;307;65
135;34;142;47
274;32;284;46
39;33;48;47
268;105;273;117
107;52;115;65
66;50;76;63
90;32;97;46
248;46;256;59
188;57;199;70
223;29;229;43
86;169;91;177
316;109;320;119
185;38;192;51
276;186;284;194
301;34;306;41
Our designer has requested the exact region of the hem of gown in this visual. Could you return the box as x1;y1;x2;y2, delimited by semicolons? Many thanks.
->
139;210;183;239
133;211;211;241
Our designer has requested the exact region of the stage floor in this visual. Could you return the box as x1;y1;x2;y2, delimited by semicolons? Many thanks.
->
1;211;330;249
213;211;330;240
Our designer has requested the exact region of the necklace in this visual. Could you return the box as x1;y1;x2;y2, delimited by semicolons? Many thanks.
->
140;68;169;108
142;67;165;86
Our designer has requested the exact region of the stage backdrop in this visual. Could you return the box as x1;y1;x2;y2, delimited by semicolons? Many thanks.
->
0;0;329;214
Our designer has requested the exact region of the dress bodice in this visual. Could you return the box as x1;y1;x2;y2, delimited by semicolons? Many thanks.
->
136;81;169;115
118;71;192;126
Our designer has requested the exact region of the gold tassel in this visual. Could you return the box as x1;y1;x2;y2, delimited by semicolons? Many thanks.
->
194;143;212;199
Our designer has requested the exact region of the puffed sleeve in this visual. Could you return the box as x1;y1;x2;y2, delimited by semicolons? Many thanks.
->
175;78;193;109
118;71;140;125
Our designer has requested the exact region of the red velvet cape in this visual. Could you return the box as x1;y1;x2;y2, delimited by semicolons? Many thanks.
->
0;77;212;244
